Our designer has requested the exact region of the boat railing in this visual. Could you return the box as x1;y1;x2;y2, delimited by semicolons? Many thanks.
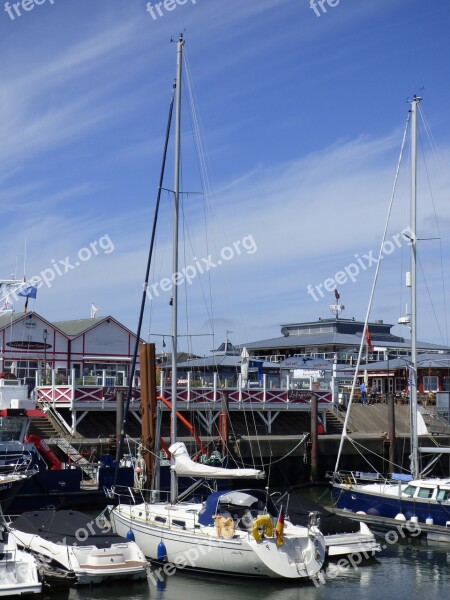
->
107;484;172;506
0;447;35;476
327;470;385;485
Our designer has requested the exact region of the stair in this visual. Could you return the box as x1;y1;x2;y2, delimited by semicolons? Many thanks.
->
325;407;357;434
28;415;61;438
49;437;97;478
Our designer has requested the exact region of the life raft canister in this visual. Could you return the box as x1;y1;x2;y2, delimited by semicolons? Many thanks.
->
251;514;273;542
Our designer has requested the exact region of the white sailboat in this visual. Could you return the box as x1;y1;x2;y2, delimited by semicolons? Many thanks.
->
108;35;326;580
331;97;450;528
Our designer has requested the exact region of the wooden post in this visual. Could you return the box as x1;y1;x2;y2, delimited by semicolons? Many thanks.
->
115;390;124;462
218;391;229;457
139;343;157;484
387;391;396;473
310;393;318;482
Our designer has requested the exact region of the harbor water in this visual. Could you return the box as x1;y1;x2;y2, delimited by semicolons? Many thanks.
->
41;540;450;600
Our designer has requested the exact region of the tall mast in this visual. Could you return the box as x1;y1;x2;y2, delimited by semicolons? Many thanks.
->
409;95;421;478
170;34;184;502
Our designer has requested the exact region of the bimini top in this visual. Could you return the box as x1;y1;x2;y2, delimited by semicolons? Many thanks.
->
197;488;277;527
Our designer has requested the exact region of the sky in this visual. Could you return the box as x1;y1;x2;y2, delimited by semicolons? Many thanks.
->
1;0;450;356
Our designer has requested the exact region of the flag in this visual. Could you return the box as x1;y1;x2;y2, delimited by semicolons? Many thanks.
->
365;328;374;353
275;507;284;546
0;298;12;312
18;285;37;299
90;304;99;318
406;364;416;387
334;289;340;301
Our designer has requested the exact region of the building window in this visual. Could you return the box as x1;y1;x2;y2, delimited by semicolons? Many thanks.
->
423;376;438;392
395;378;405;392
443;377;450;392
4;360;38;381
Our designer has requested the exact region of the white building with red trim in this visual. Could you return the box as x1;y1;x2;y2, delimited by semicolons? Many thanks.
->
0;312;140;387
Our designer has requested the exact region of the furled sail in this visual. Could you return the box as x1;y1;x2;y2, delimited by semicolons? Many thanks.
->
169;442;265;479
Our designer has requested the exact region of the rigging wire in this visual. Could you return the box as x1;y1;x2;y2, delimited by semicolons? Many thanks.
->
416;117;449;346
334;109;411;473
183;50;216;355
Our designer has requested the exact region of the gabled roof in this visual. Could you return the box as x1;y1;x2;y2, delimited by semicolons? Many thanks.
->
52;317;105;336
0;312;69;338
0;313;26;329
0;312;141;343
52;315;140;340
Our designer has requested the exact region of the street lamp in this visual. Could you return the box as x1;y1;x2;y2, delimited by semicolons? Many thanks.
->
43;329;48;385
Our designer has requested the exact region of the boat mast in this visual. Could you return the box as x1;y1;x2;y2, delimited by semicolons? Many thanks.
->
409;95;421;479
171;34;184;503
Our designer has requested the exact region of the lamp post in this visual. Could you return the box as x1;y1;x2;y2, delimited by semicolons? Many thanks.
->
43;328;48;385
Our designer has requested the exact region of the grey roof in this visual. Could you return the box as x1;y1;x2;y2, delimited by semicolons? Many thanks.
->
175;355;278;370
242;332;449;352
360;352;450;372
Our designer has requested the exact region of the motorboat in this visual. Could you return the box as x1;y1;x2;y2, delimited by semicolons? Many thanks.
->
0;521;41;597
9;509;148;585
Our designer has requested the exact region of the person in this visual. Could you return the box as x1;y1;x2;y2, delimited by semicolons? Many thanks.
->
360;381;367;405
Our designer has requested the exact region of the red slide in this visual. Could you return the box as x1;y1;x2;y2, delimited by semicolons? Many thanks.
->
24;434;62;470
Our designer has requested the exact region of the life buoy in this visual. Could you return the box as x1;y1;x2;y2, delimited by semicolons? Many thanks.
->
252;515;273;542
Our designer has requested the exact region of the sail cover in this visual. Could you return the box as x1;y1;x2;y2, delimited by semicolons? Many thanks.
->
169;442;265;479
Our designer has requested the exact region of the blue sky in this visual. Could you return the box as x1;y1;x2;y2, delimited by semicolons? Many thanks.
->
1;0;450;355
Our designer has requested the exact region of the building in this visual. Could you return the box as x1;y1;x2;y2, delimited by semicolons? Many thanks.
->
0;312;140;387
243;316;449;365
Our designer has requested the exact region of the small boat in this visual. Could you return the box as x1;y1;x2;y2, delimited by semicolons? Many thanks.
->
279;493;381;558
0;522;41;597
9;509;148;586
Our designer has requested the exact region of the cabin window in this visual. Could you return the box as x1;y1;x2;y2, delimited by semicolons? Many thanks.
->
423;376;438;392
437;489;450;502
154;516;167;524
171;519;186;528
417;487;434;499
403;485;417;497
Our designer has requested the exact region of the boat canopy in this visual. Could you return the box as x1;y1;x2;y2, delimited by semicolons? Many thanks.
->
197;488;275;526
169;442;265;479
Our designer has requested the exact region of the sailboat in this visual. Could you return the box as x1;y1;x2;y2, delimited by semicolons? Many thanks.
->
331;97;450;528
108;35;326;580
